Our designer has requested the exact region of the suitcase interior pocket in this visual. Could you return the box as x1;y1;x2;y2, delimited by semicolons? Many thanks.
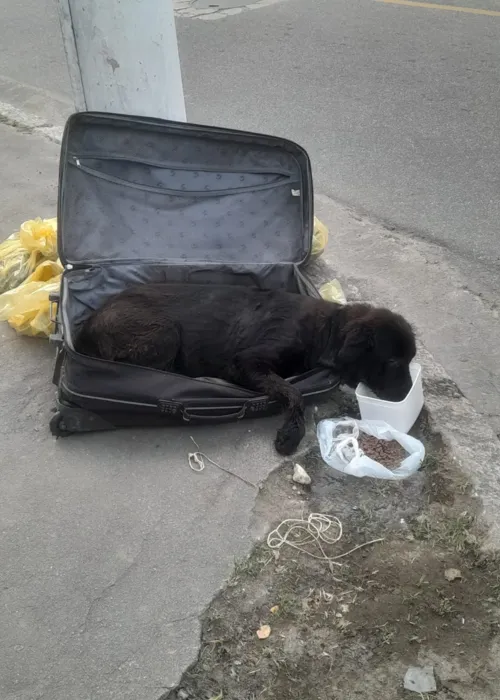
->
61;155;306;266
70;155;294;198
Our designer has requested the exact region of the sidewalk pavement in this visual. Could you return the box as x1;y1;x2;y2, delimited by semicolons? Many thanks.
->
0;122;287;700
2;119;500;700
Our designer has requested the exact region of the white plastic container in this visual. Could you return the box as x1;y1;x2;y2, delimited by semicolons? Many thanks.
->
355;362;424;434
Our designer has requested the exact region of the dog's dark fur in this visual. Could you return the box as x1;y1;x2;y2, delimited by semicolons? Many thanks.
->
77;283;416;455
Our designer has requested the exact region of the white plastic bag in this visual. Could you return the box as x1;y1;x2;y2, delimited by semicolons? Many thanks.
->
317;418;425;480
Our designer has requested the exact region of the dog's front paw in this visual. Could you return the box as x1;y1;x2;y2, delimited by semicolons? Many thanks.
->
274;423;305;456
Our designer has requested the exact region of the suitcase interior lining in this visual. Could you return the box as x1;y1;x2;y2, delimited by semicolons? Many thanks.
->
60;117;311;267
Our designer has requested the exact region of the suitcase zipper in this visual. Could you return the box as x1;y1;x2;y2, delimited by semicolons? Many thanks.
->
70;157;297;198
60;381;158;408
70;153;295;178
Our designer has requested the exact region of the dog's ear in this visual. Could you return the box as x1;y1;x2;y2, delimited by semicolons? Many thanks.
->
337;320;373;365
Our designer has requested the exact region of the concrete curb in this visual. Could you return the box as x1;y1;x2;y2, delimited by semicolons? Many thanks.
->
0;75;70;143
311;198;500;550
418;344;500;549
313;194;500;437
0;104;63;144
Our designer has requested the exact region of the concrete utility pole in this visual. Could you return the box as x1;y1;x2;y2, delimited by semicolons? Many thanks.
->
57;0;186;121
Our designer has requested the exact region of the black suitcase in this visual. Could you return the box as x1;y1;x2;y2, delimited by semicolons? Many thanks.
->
49;112;340;437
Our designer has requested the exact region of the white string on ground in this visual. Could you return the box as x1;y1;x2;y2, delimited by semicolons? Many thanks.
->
267;513;384;572
188;436;257;489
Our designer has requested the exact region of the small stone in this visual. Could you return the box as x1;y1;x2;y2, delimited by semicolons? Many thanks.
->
404;666;436;693
444;568;462;582
177;690;189;700
293;463;311;485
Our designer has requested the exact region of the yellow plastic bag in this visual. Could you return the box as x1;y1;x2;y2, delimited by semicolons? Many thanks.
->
0;259;62;337
319;278;347;305
0;237;34;294
0;218;58;294
19;217;58;258
311;216;329;260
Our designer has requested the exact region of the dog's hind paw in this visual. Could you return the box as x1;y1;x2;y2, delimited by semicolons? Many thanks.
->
274;424;305;456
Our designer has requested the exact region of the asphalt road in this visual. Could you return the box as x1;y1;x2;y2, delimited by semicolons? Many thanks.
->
2;0;500;292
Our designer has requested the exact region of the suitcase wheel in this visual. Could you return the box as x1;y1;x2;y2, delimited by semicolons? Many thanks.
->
50;411;73;438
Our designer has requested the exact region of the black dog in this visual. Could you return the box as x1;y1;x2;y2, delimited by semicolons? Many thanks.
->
77;283;416;455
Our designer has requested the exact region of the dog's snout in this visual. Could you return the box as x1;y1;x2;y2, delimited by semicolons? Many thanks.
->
370;365;412;403
385;375;412;402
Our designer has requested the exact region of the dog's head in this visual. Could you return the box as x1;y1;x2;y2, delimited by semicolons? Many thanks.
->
336;307;416;401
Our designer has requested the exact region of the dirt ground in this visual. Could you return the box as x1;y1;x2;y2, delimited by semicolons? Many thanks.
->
168;401;500;700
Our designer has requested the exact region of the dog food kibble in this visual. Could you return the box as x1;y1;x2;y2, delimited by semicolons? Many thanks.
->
358;435;407;468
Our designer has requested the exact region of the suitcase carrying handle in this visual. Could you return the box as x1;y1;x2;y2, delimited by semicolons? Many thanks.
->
182;405;247;423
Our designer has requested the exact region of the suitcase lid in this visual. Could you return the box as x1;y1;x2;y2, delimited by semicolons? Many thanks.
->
58;112;314;267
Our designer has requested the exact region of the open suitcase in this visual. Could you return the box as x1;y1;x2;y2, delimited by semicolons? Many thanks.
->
49;112;340;437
